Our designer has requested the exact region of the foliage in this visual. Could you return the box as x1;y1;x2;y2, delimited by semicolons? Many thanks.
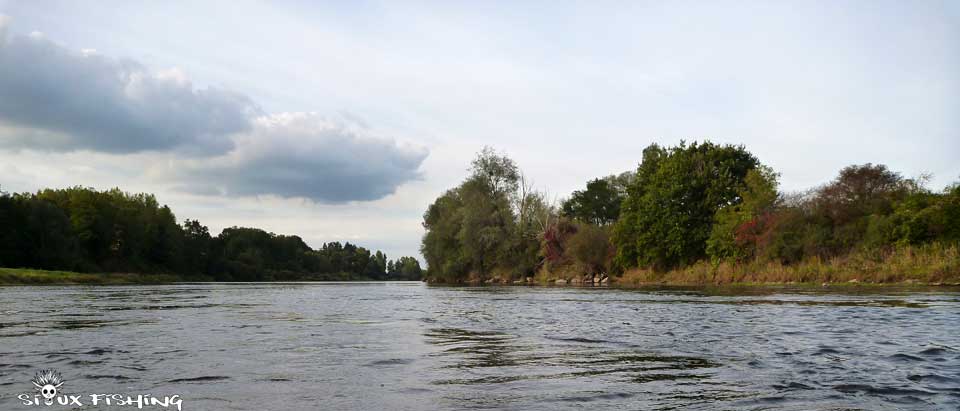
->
0;186;421;281
565;223;613;275
561;172;631;226
420;147;550;282
699;163;960;269
537;218;613;279
616;242;960;286
613;141;761;270
706;166;780;261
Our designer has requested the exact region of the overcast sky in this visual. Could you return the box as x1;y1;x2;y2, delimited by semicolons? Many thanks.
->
0;1;957;262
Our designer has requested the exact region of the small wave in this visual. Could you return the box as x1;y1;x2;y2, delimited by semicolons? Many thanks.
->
85;374;133;380
907;374;956;384
889;353;925;362
366;358;415;367
67;359;104;366
813;347;841;355
552;392;637;402
167;376;230;383
772;382;814;390
0;330;42;338
918;347;948;356
833;384;935;396
545;336;612;344
633;373;707;384
85;348;128;355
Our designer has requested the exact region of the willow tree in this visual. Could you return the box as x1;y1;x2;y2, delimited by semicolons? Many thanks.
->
420;147;548;282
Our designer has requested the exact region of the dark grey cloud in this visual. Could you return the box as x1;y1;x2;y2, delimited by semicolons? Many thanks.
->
0;28;259;154
176;113;428;203
0;19;428;202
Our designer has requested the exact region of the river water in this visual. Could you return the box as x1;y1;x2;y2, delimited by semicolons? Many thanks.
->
0;283;958;410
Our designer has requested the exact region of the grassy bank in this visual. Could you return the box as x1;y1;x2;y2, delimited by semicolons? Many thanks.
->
616;243;960;286
0;267;200;285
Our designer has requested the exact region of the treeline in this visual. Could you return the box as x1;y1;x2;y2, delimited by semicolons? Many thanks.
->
421;143;960;283
0;187;422;281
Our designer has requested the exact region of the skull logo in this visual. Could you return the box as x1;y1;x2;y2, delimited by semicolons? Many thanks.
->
31;369;64;405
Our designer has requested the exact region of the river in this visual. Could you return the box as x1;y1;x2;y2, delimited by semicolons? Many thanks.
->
1;283;958;410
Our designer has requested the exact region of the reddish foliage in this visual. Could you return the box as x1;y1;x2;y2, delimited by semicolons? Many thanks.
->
542;220;578;263
734;212;780;256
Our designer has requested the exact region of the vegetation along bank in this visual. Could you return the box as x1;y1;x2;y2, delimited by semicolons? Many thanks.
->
0;187;423;283
420;142;960;286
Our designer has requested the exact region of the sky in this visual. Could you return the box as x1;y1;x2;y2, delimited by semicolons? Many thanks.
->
0;1;957;262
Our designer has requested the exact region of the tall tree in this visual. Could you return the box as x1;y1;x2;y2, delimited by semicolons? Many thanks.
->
613;141;761;270
561;175;630;226
421;147;545;282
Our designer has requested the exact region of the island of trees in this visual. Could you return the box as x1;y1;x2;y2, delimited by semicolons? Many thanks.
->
421;143;959;285
0;187;423;282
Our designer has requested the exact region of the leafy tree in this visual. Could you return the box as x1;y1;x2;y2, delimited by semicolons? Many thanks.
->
814;163;909;226
2;186;416;282
182;219;212;274
421;147;546;282
706;166;780;261
561;174;631;226
392;256;423;280
565;223;612;275
614;141;761;270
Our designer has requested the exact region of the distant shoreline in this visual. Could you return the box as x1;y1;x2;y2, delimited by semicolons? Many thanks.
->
0;267;199;285
424;279;960;288
4;266;958;287
0;268;439;285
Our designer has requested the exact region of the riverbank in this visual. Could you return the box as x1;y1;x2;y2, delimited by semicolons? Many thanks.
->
616;243;960;286
0;267;410;285
0;267;198;285
433;243;960;287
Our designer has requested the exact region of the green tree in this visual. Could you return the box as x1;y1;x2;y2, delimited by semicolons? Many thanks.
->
706;166;780;261
566;223;612;275
396;256;423;280
561;173;631;226
613;141;761;270
421;147;544;282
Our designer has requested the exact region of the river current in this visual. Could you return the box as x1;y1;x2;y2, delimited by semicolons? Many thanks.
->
1;283;958;410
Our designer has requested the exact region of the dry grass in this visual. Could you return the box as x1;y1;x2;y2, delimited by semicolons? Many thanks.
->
0;267;192;285
616;243;960;286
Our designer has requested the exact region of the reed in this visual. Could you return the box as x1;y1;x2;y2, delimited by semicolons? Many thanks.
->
616;243;960;286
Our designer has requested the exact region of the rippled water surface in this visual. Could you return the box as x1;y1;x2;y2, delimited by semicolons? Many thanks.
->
1;283;959;410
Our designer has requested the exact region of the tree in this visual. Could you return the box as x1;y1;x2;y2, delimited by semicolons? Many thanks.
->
421;147;545;282
561;175;629;226
706;166;780;261
613;141;761;270
566;223;612;275
815;163;908;225
182;219;212;275
470;146;520;197
395;256;423;280
2;186;406;282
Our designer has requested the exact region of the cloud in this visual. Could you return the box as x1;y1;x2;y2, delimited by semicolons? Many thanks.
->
0;15;9;43
0;17;428;202
170;113;428;203
0;26;259;154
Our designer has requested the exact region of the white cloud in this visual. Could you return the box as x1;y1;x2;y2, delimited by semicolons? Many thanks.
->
0;17;429;203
